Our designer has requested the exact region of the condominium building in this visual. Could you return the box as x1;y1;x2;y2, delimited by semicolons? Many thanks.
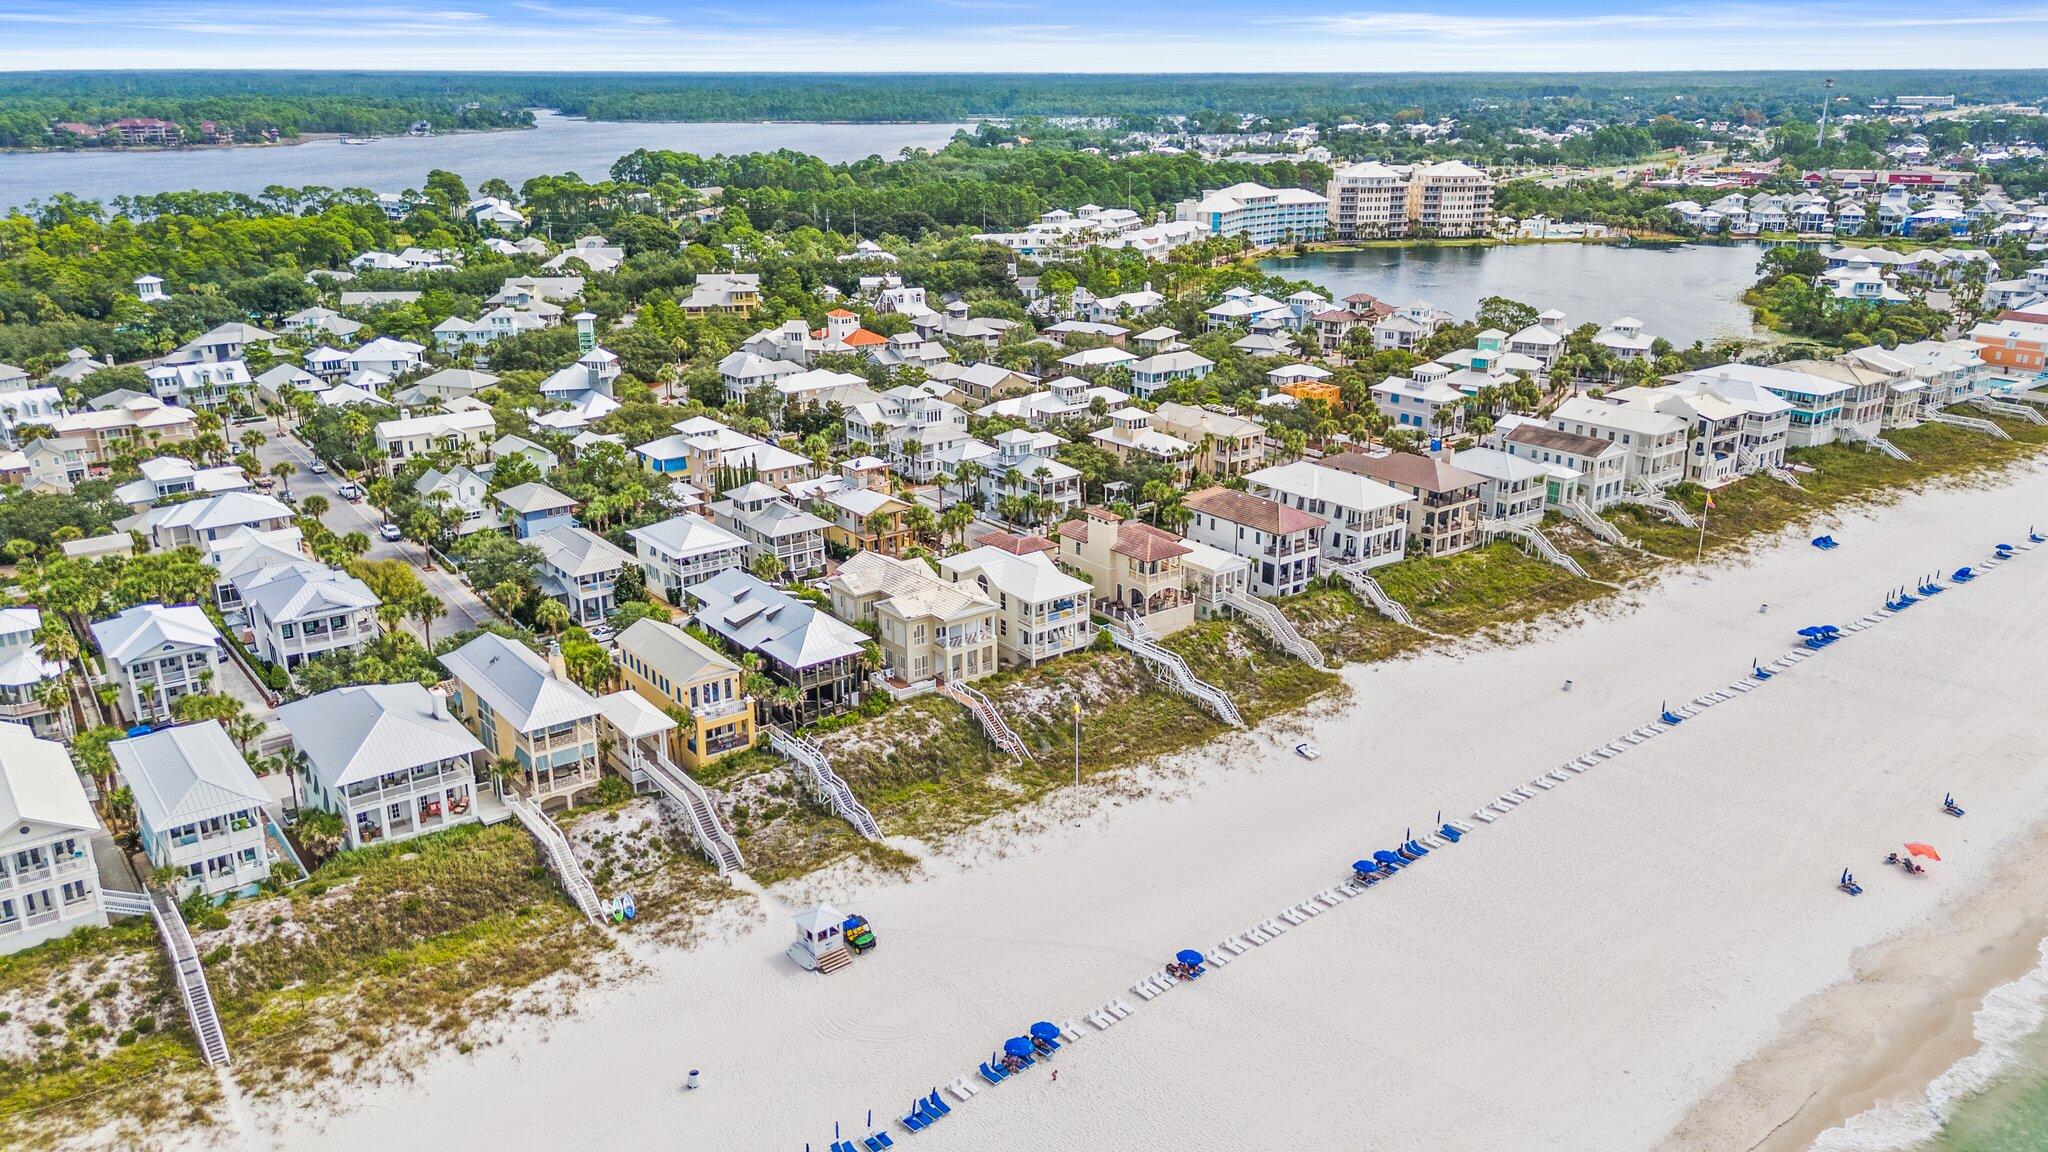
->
1327;160;1494;240
1174;182;1330;246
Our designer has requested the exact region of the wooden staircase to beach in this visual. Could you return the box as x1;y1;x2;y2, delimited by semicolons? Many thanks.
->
768;726;882;840
148;888;230;1067
632;744;746;876
504;791;605;924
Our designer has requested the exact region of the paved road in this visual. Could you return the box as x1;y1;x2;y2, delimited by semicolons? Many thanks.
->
244;422;493;640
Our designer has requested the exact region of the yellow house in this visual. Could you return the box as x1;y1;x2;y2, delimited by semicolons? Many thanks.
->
439;632;603;811
613;618;757;771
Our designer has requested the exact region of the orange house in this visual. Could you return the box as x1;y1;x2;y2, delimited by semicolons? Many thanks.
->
1970;318;2048;372
1281;380;1343;405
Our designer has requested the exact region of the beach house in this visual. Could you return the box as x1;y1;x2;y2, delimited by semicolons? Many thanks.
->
0;724;106;954
135;491;294;552
613;619;756;771
1151;403;1268;480
441;632;604;810
494;483;581;541
114;722;272;900
1089;408;1195;483
89;603;224;724
829;553;999;687
1450;447;1549;526
1371;374;1466;433
530;525;633;626
1654;367;1797;472
710;483;829;580
1055;507;1200;634
628;515;748;602
0;609;68;739
689;571;867;722
817;487;914;557
1243;459;1412;569
938;534;1096;666
373;409;496;472
1182;486;1323;598
237;562;382;670
1549;397;1688;491
277;684;485;849
1503;425;1629;511
1321;450;1484;558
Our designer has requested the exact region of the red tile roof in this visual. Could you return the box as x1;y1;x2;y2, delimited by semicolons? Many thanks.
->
1184;486;1322;536
1112;521;1192;562
978;529;1058;556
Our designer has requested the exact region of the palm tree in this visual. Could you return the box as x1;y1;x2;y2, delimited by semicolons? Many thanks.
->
407;593;440;646
533;598;572;634
301;494;329;519
270;461;295;493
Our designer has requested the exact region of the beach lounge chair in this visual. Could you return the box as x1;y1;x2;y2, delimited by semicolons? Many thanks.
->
1281;907;1309;925
1473;808;1497;823
1061;1020;1081;1041
948;1077;977;1101
1131;981;1158;1001
1440;825;1463;842
980;1062;1003;1084
867;1135;885;1150
1244;926;1269;944
1088;1012;1115;1031
928;1091;952;1115
1532;776;1556;789
903;1111;927;1133
877;1133;896;1148
1111;998;1134;1017
1262;918;1289;935
1450;820;1475;833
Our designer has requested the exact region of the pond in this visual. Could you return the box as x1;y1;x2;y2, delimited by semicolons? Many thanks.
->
1261;241;1769;348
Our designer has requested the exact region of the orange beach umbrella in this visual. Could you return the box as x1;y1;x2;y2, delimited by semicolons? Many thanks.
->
1904;843;1941;861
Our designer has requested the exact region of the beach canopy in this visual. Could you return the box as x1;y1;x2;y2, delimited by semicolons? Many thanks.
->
1004;1037;1034;1057
1905;842;1941;861
1373;850;1402;865
1796;626;1825;636
1028;1022;1059;1041
1353;860;1376;873
1175;949;1204;967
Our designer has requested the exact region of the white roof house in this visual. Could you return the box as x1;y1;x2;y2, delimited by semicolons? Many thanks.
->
112;720;272;898
90;602;220;668
0;722;99;838
276;683;485;793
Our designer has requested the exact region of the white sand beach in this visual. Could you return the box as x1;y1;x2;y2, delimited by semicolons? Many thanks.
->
222;465;2048;1152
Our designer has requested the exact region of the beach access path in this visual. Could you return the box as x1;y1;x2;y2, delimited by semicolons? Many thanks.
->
221;463;2048;1152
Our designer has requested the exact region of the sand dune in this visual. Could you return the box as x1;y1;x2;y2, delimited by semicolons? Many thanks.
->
230;464;2048;1152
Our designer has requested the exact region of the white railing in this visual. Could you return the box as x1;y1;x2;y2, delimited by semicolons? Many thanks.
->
1330;563;1416;629
767;726;882;840
102;889;153;916
1972;397;2046;425
148;888;230;1067
1106;622;1244;729
1481;518;1589;579
1738;445;1801;488
939;679;1031;760
1840;423;1918;457
1925;410;2009;441
1219;590;1327;669
503;791;604;924
1626;478;1697;528
633;746;746;875
1565;498;1632;547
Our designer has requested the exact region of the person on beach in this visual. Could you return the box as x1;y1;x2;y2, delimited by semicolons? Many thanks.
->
1051;1070;1058;1084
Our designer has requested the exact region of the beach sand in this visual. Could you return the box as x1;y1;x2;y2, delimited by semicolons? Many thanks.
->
212;463;2048;1152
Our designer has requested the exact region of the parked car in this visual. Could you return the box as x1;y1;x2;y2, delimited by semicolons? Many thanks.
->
379;522;403;542
308;460;329;475
337;482;363;501
252;475;275;490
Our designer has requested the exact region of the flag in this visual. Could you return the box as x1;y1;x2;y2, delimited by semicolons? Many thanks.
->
1704;493;1715;510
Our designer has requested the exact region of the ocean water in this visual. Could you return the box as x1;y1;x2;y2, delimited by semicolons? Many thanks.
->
1806;936;2048;1152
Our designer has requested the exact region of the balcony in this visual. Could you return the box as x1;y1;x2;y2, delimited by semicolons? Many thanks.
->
696;695;751;722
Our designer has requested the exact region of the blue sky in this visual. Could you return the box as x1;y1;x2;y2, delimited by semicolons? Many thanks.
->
5;1;2048;71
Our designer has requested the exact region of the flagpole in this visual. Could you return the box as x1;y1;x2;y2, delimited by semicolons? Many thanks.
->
1696;496;1710;563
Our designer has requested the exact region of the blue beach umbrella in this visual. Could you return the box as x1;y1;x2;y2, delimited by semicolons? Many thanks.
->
1353;859;1376;873
1004;1036;1034;1058
1796;626;1824;637
1175;949;1204;967
1029;1021;1060;1041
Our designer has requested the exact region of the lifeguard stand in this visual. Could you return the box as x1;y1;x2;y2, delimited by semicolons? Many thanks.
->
787;902;852;973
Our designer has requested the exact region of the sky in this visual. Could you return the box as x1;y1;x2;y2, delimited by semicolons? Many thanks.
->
5;1;2048;71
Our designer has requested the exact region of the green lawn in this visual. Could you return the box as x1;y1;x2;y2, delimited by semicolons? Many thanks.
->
1275;584;1425;665
1375;541;1611;635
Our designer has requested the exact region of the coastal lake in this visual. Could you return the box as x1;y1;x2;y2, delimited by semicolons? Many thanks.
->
1262;241;1769;349
0;110;970;209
